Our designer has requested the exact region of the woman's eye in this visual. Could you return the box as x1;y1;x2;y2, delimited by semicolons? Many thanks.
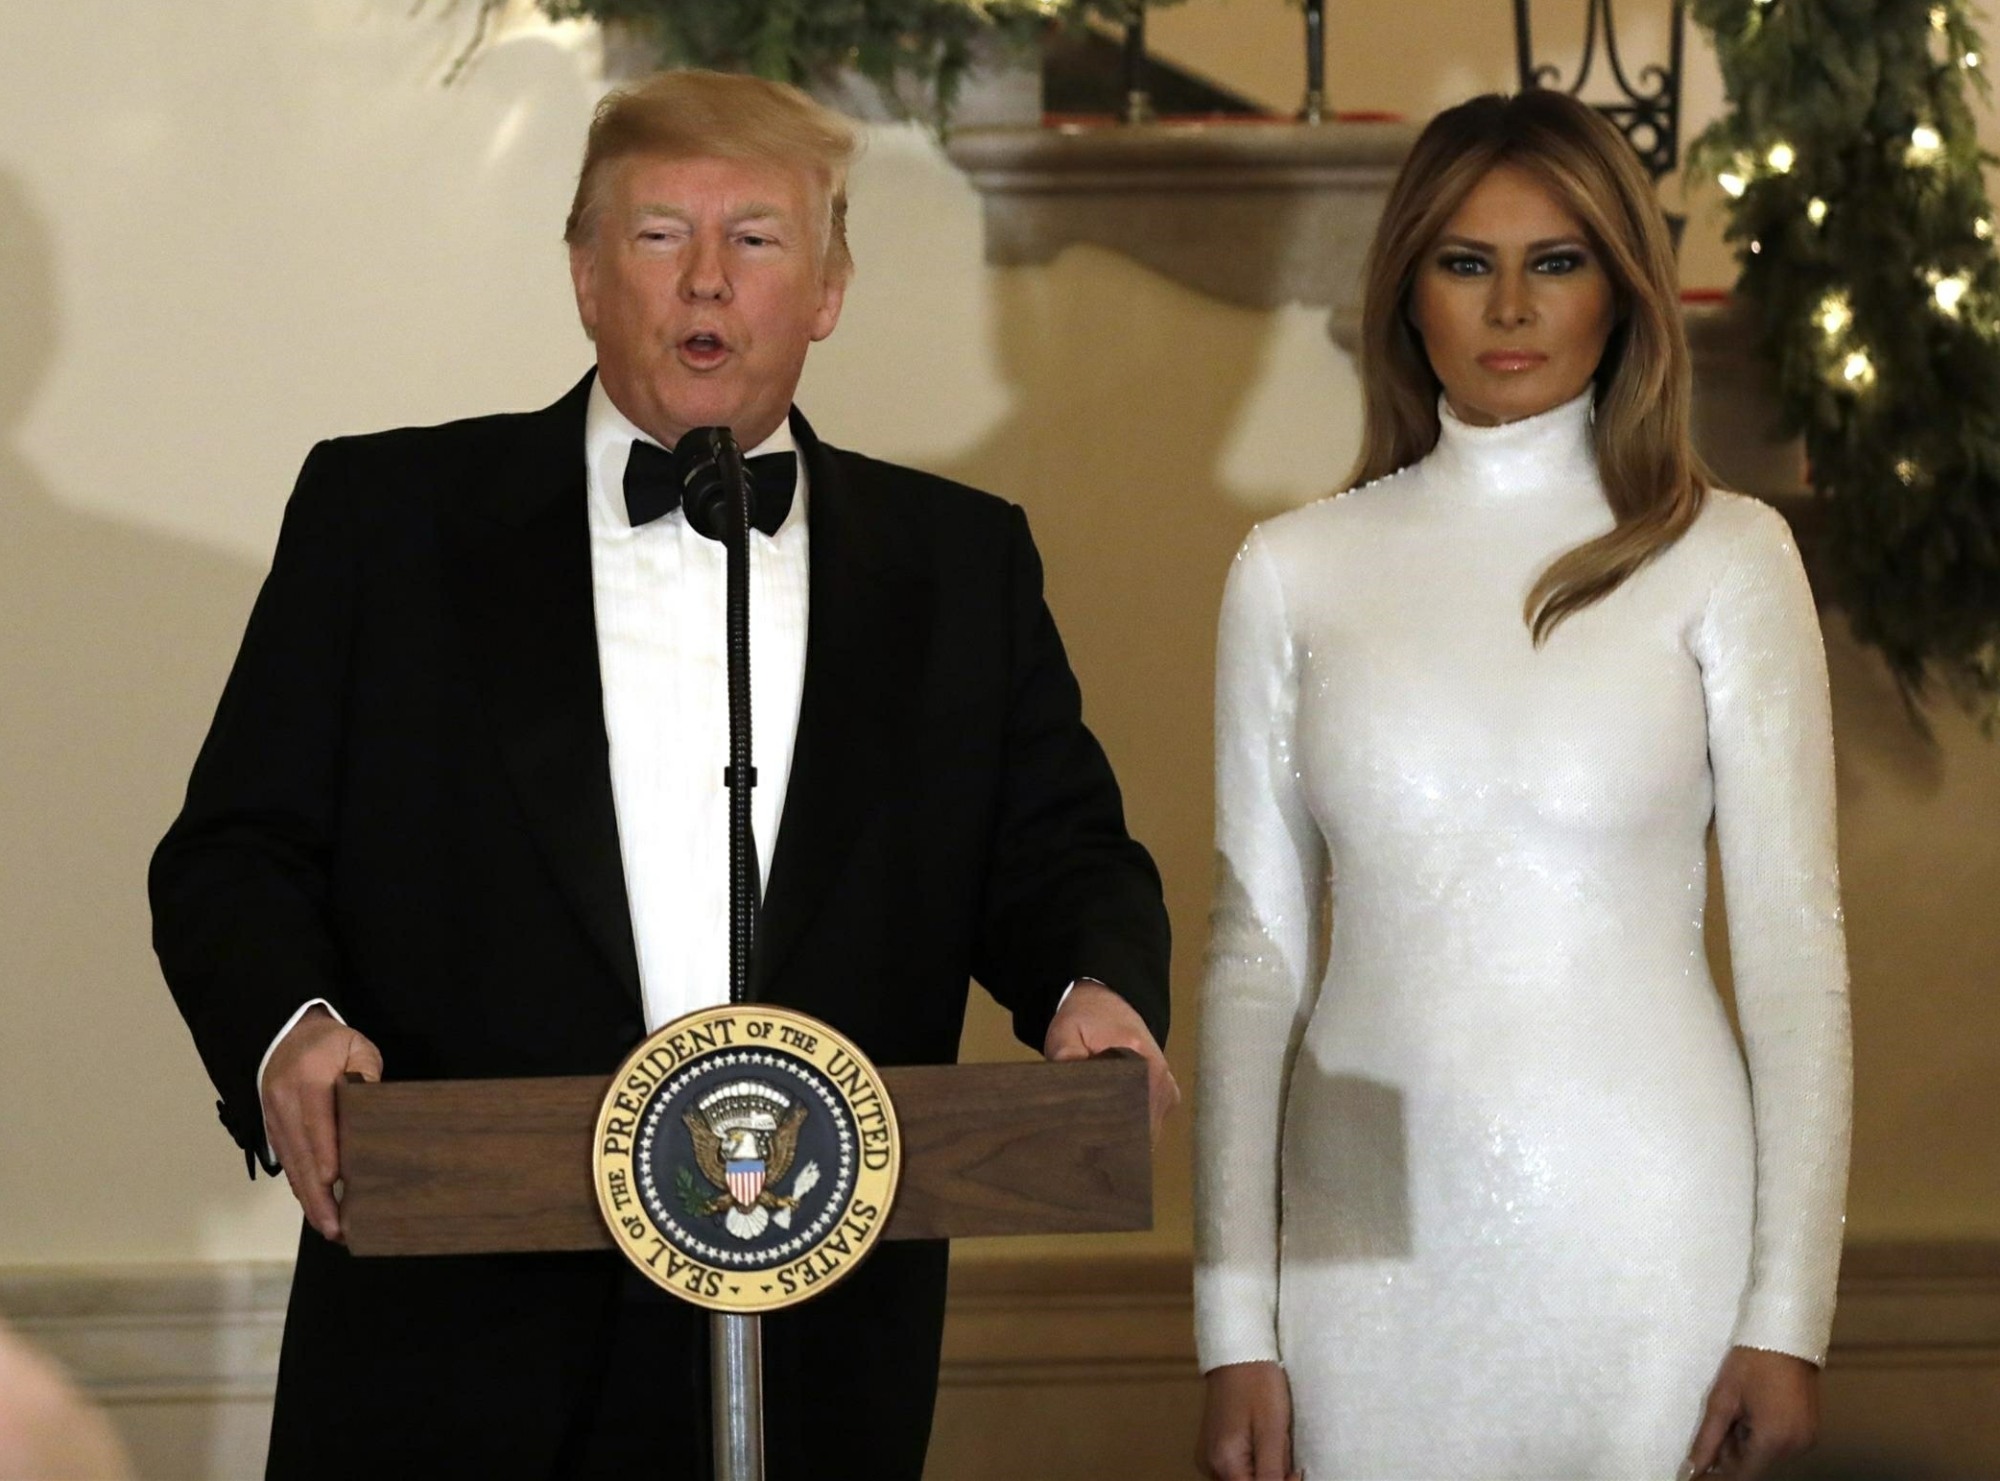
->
1438;253;1488;276
1536;250;1588;274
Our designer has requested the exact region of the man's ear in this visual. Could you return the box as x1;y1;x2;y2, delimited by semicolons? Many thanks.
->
569;240;600;343
810;270;848;345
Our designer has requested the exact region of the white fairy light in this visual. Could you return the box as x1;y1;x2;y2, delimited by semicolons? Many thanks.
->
1930;269;1973;316
1767;141;1797;173
1932;5;1951;31
1842;350;1876;386
1719;171;1748;198
1977;216;1995;240
1896;458;1922;484
1807;197;1829;226
1750;239;1764;254
1968;51;1983;68
1909;124;1945;164
1816;291;1854;337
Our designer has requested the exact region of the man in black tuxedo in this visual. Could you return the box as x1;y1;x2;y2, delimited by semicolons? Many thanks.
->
150;69;1172;1480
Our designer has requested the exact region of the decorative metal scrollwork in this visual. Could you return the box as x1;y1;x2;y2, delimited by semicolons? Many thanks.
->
1514;0;1686;181
1123;3;1154;124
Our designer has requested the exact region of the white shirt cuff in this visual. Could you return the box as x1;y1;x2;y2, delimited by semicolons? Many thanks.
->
1059;976;1113;1016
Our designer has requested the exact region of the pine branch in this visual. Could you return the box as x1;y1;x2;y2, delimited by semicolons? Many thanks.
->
1692;0;2000;723
462;1;1195;129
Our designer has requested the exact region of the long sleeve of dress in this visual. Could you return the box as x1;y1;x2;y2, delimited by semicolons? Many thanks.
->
1692;499;1854;1365
1194;528;1329;1372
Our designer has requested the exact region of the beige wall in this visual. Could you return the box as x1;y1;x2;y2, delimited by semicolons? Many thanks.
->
0;0;1994;1292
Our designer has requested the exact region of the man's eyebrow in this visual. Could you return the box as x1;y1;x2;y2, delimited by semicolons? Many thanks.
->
1433;233;1591;252
630;202;790;223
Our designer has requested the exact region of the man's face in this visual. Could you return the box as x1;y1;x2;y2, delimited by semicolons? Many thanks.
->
570;153;847;451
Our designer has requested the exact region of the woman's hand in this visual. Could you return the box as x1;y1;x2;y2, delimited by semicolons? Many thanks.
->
1682;1346;1820;1480
1198;1360;1302;1481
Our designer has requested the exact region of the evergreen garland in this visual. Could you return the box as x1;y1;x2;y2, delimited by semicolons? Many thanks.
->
467;1;1186;126
1691;0;2000;722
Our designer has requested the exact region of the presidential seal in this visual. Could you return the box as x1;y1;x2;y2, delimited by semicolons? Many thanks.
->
593;1004;900;1314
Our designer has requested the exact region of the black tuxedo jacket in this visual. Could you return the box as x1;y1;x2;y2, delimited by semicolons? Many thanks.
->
150;373;1169;1479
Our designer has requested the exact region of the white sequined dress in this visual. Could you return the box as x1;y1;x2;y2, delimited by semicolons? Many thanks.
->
1193;392;1852;1479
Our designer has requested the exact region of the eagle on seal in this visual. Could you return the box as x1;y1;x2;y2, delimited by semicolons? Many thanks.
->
684;1102;808;1217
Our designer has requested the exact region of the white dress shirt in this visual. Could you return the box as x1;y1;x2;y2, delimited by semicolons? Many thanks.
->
584;377;810;1028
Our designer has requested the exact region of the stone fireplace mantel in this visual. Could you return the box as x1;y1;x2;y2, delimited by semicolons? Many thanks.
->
944;121;1417;318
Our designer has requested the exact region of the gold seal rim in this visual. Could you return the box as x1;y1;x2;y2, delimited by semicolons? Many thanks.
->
592;1004;901;1314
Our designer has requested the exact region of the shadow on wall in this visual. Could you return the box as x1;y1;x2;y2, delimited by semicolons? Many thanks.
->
936;255;1279;983
927;244;1299;1362
0;168;270;1270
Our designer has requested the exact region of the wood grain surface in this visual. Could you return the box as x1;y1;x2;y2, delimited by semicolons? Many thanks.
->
336;1058;1150;1257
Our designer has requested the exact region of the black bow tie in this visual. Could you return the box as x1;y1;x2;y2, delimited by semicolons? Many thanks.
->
622;440;798;537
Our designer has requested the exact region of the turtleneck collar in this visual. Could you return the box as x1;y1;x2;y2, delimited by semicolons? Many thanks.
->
1424;387;1600;503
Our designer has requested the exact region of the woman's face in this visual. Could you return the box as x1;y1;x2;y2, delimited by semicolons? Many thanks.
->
1408;163;1618;427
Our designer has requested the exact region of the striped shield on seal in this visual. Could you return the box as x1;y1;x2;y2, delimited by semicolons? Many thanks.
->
726;1159;765;1207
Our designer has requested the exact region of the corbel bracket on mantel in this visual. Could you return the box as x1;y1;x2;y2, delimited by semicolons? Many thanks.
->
944;122;1418;317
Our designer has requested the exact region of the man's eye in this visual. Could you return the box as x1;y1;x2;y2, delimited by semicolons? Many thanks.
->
738;233;776;248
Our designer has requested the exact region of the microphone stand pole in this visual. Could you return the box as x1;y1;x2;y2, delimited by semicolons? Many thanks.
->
712;431;763;1481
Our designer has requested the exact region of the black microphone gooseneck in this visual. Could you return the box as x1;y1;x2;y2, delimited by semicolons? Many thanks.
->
670;424;766;1481
669;426;757;1005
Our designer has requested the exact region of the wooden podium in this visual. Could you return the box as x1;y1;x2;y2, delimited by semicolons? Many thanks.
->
335;1055;1149;1476
335;1056;1152;1256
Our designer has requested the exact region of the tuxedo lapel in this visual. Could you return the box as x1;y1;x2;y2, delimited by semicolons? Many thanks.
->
756;411;932;996
440;371;643;1008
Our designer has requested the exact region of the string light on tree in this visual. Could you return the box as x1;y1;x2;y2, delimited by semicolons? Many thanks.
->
1908;124;1945;164
1766;141;1797;172
1927;268;1974;316
1840;349;1876;387
1807;197;1829;226
1897;458;1924;485
1816;291;1854;337
1978;216;1995;241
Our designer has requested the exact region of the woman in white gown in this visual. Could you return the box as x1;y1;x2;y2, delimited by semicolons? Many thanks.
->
1194;91;1852;1481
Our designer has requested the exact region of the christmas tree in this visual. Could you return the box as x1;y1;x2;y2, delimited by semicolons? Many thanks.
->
1693;0;2000;722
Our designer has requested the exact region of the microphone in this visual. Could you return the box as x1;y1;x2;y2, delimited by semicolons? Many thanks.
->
670;426;749;542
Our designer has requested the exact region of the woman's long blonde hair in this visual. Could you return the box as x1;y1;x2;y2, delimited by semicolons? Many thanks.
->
1351;90;1711;641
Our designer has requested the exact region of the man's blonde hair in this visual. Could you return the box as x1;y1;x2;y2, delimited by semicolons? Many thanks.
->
564;69;859;282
